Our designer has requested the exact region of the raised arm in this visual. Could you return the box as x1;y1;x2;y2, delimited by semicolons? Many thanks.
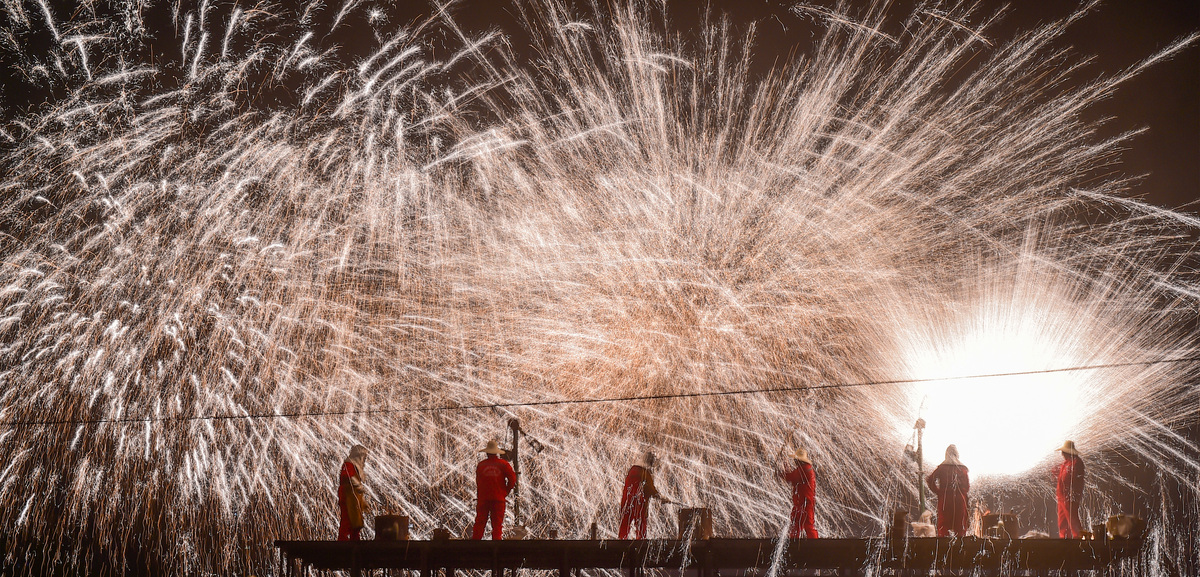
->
346;463;364;493
643;469;664;501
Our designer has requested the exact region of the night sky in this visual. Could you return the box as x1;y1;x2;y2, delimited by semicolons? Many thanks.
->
3;1;1195;208
684;1;1196;210
725;0;1199;211
357;0;1200;209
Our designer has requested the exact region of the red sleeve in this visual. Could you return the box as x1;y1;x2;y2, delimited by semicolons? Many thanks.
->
505;460;517;491
926;468;940;495
960;467;969;493
784;466;804;485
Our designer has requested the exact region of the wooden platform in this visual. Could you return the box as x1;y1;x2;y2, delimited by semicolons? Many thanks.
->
274;536;1143;576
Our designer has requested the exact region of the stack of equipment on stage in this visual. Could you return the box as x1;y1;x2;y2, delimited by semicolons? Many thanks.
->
910;510;936;537
677;508;712;540
1106;515;1145;541
374;515;410;540
981;513;1018;539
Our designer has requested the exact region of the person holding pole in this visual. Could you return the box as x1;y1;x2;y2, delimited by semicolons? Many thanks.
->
778;447;819;539
618;451;672;539
926;444;970;537
1054;440;1086;538
472;440;517;540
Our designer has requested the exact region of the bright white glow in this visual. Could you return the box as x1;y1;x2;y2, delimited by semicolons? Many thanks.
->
895;281;1099;477
906;334;1087;476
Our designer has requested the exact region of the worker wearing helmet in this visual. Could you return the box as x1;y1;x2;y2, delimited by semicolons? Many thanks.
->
618;451;672;539
778;447;818;539
1054;440;1086;538
472;440;517;540
926;444;970;537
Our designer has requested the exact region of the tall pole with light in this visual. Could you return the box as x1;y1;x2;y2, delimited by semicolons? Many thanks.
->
504;418;545;538
914;418;927;514
506;418;522;526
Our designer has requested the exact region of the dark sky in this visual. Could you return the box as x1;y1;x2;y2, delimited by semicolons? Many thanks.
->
957;0;1198;210
720;0;1200;210
1044;0;1199;211
2;1;1196;209
437;0;1200;209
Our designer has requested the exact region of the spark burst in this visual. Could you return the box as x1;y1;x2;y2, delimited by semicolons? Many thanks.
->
0;0;1197;574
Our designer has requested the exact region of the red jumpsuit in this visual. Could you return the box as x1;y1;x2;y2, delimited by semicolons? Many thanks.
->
779;462;818;539
927;463;970;537
337;462;363;541
619;465;660;539
472;455;517;540
1054;454;1085;538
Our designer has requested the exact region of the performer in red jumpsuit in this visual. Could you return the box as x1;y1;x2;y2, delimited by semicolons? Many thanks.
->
1054;440;1086;538
926;444;970;537
778;448;818;539
472;440;517;540
337;445;368;541
619;451;672;539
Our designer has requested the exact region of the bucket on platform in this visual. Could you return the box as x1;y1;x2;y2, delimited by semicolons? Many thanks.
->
374;515;410;541
677;508;712;540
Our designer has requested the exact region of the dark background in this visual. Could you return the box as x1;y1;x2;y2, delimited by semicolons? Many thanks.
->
2;1;1196;208
243;0;1194;206
672;0;1200;210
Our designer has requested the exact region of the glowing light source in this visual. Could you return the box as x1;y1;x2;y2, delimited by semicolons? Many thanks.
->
895;274;1102;477
904;331;1090;476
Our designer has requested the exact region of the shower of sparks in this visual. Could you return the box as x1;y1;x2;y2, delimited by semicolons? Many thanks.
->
894;258;1120;477
0;0;1197;574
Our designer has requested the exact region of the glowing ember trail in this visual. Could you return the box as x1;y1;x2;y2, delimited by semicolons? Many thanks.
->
0;0;1196;574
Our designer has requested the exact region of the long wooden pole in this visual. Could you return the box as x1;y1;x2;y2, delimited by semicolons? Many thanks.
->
915;418;926;515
